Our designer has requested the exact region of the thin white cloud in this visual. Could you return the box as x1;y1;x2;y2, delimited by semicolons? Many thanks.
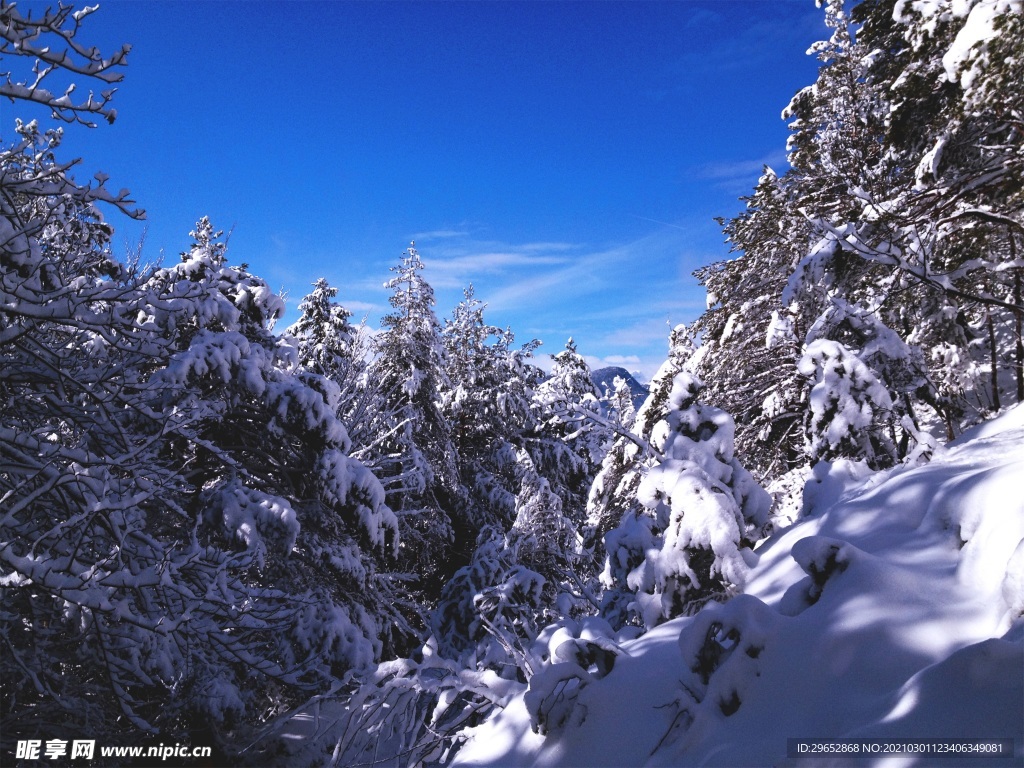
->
341;299;381;314
484;256;603;311
411;229;470;241
413;236;584;292
277;224;713;387
438;250;572;272
628;214;689;231
478;230;689;314
603;354;642;366
585;353;644;371
508;241;577;254
455;228;708;384
424;251;574;290
670;7;826;77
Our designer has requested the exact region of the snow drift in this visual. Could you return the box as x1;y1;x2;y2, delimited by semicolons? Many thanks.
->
452;405;1024;767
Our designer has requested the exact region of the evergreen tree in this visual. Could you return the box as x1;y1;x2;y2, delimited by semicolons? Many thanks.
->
433;302;599;672
0;204;403;747
692;168;811;480
141;219;404;724
690;0;1023;479
287;278;390;482
369;244;460;598
785;0;1024;440
798;338;895;466
601;373;771;630
441;285;542;533
1;11;401;745
289;277;356;381
530;338;610;526
429;458;590;680
586;324;692;562
603;375;638;432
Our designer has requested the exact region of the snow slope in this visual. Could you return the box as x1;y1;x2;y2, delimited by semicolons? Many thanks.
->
453;406;1024;767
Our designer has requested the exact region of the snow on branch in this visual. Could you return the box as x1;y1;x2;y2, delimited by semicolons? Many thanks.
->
0;1;130;126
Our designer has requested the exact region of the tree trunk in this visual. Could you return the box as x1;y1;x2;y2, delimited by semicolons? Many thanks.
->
987;311;1001;413
1016;269;1023;404
1012;229;1023;403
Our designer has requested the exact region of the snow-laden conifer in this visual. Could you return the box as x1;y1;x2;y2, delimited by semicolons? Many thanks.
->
691;168;810;480
602;373;771;629
586;324;691;568
441;285;542;533
369;244;461;597
1;15;401;740
531;338;610;527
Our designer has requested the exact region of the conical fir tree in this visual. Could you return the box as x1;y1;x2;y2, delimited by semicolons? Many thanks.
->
369;244;460;597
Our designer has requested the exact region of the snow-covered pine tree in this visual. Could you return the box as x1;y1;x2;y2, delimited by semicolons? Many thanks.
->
603;375;638;432
530;338;610;527
289;277;357;381
431;526;544;671
429;456;589;678
585;324;692;565
633;324;697;441
441;285;542;533
289;279;431;654
774;0;930;465
279;294;553;768
679;0;900;484
287;278;395;478
783;0;1024;444
862;0;1024;419
798;337;895;466
783;0;891;216
406;301;610;726
693;0;1024;479
141;219;406;719
1;10;402;745
601;373;771;630
369;244;461;598
691;168;812;481
508;451;594;619
2;203;400;750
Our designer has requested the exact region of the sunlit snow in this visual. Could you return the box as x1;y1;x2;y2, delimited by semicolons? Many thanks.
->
452;405;1024;767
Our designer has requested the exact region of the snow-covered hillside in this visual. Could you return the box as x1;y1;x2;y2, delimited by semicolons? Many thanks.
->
452;406;1024;767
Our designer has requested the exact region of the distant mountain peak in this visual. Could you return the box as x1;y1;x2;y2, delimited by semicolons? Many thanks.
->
591;366;649;408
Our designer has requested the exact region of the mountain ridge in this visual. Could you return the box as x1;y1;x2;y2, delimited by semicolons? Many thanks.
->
590;366;649;408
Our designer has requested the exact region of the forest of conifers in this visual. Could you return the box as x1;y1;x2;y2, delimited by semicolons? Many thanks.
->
1;0;1021;764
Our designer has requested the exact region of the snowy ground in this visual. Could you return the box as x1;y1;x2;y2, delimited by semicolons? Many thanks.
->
452;406;1024;767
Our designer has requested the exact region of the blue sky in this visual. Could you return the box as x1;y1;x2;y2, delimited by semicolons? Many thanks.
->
8;1;828;380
